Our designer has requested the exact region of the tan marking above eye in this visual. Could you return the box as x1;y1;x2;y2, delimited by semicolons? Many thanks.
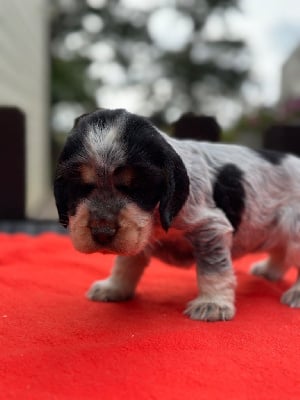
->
113;166;135;188
80;164;97;184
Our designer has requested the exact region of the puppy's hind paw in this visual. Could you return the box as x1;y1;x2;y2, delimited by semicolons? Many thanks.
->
184;297;235;322
86;278;134;302
281;288;300;308
250;259;283;281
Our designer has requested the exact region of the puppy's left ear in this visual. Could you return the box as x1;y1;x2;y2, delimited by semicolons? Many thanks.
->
159;151;189;231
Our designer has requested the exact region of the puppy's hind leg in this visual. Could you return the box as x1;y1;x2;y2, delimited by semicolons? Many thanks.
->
87;252;149;302
281;269;300;307
250;249;288;282
276;206;300;308
251;248;300;307
281;243;300;308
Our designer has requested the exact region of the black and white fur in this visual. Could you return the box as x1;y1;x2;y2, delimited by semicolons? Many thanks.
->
54;108;300;321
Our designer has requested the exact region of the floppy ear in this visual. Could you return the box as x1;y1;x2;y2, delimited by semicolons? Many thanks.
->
53;123;84;228
102;109;190;231
159;151;189;231
54;174;69;228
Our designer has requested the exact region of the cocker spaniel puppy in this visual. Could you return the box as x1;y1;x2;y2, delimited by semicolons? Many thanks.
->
54;108;300;321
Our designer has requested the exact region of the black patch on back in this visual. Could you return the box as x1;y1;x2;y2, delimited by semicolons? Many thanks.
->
254;149;286;165
213;164;245;231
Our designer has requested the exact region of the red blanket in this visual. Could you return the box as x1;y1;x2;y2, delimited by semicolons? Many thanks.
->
1;233;300;399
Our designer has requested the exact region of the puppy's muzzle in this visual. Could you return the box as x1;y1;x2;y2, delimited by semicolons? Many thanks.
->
89;220;118;245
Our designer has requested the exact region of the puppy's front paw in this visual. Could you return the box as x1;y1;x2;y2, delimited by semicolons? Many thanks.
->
281;288;300;308
86;278;134;302
184;296;235;322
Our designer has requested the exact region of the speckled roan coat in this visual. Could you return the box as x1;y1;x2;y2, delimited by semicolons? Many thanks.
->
54;108;300;321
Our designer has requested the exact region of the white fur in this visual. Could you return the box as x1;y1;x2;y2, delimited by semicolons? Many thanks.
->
85;122;126;167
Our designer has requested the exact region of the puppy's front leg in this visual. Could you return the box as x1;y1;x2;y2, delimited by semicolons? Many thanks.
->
87;252;149;302
185;221;236;321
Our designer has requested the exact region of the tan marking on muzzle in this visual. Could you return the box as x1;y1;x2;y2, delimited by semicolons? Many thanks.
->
69;200;154;256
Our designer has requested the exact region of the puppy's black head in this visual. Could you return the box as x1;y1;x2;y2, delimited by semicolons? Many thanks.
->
54;109;189;253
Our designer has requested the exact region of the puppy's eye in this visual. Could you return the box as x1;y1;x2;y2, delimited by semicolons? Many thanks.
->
113;166;135;192
113;164;164;211
67;181;96;216
113;165;163;203
72;182;96;197
80;183;96;194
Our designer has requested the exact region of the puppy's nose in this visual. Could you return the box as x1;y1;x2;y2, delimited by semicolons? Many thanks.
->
90;223;117;245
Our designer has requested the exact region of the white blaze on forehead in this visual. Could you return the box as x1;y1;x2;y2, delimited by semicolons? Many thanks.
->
84;121;126;167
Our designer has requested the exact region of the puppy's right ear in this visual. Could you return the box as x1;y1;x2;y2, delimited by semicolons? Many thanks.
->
54;112;91;227
54;172;69;228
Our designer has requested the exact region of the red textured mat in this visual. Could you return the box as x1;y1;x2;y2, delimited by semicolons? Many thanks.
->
1;233;300;400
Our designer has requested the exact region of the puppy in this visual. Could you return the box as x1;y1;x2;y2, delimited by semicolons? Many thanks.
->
54;108;300;321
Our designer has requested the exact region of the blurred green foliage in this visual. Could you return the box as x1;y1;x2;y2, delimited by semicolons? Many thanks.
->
50;0;249;134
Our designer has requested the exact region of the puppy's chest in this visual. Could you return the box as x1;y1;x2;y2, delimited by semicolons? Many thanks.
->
151;228;195;267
